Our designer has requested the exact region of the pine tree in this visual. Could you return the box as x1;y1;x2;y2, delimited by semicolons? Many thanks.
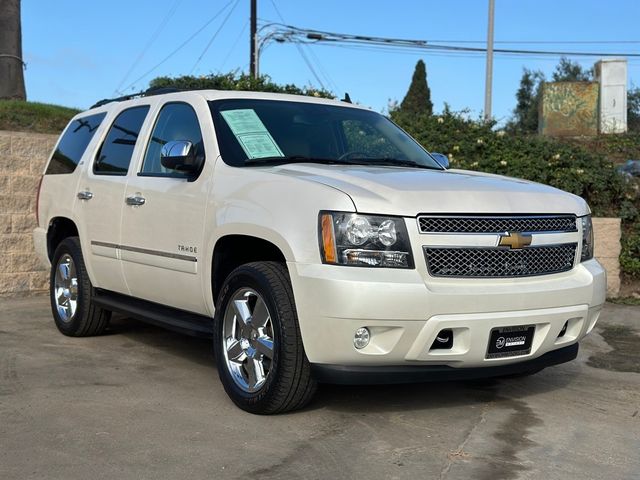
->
399;60;433;115
511;68;544;132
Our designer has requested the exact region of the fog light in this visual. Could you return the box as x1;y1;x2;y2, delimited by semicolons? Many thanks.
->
354;327;370;349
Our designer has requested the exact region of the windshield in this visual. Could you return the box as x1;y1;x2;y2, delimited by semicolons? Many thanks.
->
209;99;443;169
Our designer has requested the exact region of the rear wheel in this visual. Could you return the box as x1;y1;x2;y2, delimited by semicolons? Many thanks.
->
213;261;316;414
50;237;110;336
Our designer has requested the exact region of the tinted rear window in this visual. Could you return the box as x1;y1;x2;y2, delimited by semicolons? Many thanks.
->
45;113;106;175
94;106;149;175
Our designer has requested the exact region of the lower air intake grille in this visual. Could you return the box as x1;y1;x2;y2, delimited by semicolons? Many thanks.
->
424;244;577;278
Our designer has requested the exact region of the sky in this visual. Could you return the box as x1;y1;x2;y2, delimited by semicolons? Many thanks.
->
21;0;640;123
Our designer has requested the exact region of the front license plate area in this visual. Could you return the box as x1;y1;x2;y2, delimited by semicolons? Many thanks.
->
486;325;535;359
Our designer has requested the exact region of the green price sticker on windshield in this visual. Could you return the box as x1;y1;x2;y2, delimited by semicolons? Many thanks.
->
221;109;284;159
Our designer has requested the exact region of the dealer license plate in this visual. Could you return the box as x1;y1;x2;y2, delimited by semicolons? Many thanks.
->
486;325;535;359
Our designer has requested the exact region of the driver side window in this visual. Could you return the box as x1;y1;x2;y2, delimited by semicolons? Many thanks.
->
141;102;204;177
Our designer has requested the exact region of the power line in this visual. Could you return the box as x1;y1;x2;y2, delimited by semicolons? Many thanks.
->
264;22;640;58
219;19;249;71
114;0;184;95
121;0;235;92
190;0;241;74
265;1;332;90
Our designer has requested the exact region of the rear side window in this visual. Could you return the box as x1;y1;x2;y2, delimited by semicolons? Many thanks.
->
94;106;149;175
46;113;106;174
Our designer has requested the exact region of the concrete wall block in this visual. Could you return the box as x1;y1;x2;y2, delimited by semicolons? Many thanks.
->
11;213;37;233
592;217;621;298
28;271;48;291
0;155;31;176
0;233;34;253
11;175;40;196
0;194;33;214
0;175;9;193
0;214;11;234
11;135;54;160
11;253;46;273
0;273;30;294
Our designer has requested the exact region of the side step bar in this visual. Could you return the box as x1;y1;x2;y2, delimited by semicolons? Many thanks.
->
93;289;214;338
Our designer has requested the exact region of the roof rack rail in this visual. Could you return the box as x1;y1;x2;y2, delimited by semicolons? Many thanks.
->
90;86;182;109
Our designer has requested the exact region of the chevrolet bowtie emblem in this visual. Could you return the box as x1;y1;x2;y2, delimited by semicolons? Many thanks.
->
498;232;532;249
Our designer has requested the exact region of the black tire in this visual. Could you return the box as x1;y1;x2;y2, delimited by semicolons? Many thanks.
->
49;237;111;337
213;261;317;414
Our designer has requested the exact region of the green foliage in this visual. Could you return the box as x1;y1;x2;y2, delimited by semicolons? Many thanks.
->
399;60;433;116
509;68;544;133
391;108;640;278
628;85;640;133
149;72;334;99
551;57;593;82
0;100;80;134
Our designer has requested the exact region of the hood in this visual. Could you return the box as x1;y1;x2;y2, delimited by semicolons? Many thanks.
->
269;164;589;216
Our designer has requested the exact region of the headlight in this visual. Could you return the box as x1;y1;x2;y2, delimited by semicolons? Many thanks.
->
319;212;413;268
580;215;594;262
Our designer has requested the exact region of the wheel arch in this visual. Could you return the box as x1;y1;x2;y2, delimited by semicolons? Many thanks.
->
47;217;79;261
210;233;289;307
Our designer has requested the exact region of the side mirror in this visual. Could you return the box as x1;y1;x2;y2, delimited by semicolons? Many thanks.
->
431;152;449;169
160;140;202;173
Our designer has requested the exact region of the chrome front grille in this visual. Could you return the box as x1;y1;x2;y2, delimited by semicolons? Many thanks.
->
417;215;577;234
423;244;578;278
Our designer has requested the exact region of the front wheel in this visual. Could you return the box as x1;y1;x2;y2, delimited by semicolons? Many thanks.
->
213;262;316;414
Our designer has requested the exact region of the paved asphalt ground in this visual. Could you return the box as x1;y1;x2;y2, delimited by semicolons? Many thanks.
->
1;296;639;480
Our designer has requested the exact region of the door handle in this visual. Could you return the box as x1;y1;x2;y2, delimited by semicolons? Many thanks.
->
77;191;93;200
125;195;146;206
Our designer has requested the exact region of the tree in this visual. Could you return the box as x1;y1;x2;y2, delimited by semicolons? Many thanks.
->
148;72;333;99
399;60;433;115
510;68;544;133
628;85;640;132
552;57;593;82
0;0;26;100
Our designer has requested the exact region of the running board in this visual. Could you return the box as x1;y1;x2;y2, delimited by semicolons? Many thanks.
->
93;289;214;338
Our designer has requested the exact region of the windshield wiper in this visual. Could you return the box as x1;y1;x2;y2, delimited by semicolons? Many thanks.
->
245;155;342;167
244;155;442;170
343;157;442;170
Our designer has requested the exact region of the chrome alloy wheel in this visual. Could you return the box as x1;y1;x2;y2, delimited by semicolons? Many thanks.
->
54;254;78;323
222;288;275;393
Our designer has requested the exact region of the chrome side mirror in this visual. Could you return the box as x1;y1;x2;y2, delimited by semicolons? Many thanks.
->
160;140;201;173
431;152;449;169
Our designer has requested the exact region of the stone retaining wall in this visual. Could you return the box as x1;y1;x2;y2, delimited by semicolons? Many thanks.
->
0;130;625;298
0;130;57;296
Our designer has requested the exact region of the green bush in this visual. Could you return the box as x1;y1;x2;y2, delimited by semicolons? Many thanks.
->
391;108;640;278
149;72;334;99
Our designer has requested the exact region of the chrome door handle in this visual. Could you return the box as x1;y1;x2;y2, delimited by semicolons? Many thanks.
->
125;195;146;206
77;191;93;200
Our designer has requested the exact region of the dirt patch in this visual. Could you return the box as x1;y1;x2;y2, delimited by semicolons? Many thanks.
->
588;325;640;373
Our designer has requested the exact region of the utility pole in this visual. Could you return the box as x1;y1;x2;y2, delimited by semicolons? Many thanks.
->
483;0;495;122
249;0;258;79
0;0;26;100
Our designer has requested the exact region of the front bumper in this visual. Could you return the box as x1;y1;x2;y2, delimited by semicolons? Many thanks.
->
288;258;606;375
312;343;579;385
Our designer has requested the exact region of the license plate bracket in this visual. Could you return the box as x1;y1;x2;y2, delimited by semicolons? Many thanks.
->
486;325;535;359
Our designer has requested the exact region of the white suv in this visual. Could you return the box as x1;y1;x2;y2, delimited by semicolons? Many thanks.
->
34;89;606;414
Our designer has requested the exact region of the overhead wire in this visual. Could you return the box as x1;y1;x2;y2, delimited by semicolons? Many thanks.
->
189;0;241;74
120;0;235;92
219;19;249;71
266;1;335;91
114;0;184;95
